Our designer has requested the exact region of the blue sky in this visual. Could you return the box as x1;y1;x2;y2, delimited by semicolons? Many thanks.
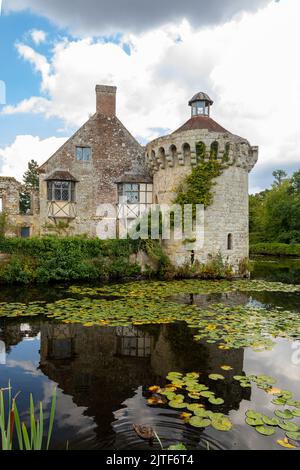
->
0;0;299;191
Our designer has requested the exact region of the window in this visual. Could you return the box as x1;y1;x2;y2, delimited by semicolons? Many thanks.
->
47;181;75;202
118;183;153;205
227;233;233;250
76;146;92;161
21;227;30;238
0;197;3;213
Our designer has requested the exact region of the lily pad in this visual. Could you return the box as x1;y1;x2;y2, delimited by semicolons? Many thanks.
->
278;421;299;432
246;417;264;427
275;410;294;420
199;391;215;398
255;425;276;436
209;374;225;381
263;416;280;426
168;401;187;409
187;404;204;412
285;431;300;441
208;397;225;405
291;409;300;418
189;416;211;428
211;417;232;431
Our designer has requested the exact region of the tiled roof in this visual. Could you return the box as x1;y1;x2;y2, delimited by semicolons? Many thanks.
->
173;116;230;134
45;171;79;182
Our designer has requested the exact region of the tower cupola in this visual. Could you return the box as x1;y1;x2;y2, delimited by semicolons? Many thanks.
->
189;92;213;117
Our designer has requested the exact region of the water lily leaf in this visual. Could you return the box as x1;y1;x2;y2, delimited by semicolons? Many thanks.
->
246;417;264;427
169;401;188;409
148;386;160;393
208;397;225;405
147;397;166;406
278;421;299;432
189;416;211;428
199;391;215;398
285;431;300;441
209;374;225;381
255;425;276;436
187;404;204;412
287;400;300;408
168;443;187;450
188;392;201;399
220;365;233;371
275;410;294;420
263;416;280;426
246;410;264;420
194;409;211;418
277;438;297;449
267;387;282;395
179;412;192;423
272;398;287;406
291;409;300;417
211;417;232;431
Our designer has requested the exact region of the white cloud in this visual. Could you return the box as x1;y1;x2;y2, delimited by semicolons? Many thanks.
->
2;0;300;190
0;135;67;181
30;29;47;45
5;0;271;34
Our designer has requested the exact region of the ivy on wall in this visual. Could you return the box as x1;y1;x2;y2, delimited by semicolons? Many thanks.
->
175;159;224;212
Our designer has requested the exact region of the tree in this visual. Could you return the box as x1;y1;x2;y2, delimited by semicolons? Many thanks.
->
272;169;287;187
19;160;40;214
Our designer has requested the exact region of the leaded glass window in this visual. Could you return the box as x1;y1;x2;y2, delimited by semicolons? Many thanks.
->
47;181;76;202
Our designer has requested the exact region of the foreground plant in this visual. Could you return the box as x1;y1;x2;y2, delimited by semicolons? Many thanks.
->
0;384;57;451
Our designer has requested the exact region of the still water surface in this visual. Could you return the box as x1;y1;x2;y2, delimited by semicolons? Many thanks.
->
0;257;300;450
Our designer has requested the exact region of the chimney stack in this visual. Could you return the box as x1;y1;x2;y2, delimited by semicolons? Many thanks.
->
95;85;117;117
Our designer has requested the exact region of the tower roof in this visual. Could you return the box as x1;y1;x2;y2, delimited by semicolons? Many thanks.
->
189;92;213;106
173;115;230;134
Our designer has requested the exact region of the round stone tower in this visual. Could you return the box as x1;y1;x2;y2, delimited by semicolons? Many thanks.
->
146;92;258;275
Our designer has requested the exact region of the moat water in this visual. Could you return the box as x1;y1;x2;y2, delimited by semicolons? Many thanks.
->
1;257;300;451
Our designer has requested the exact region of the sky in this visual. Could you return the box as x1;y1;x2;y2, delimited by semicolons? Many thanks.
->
0;0;299;193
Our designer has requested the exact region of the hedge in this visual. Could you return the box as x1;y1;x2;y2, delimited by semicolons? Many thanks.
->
250;243;300;257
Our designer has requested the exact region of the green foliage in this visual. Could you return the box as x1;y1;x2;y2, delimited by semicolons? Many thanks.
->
175;160;224;213
0;211;9;238
20;159;39;214
0;236;141;284
250;168;300;245
250;243;300;257
0;385;56;451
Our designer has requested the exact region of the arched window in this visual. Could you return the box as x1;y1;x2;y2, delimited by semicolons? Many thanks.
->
182;143;191;164
223;143;230;162
227;233;233;250
210;141;219;160
196;142;206;162
158;147;166;168
170;145;177;164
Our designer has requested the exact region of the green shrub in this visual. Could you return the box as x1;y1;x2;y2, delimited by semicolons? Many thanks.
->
0;236;142;285
250;243;300;257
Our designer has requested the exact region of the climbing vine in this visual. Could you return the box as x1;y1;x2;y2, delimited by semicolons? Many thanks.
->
174;159;224;214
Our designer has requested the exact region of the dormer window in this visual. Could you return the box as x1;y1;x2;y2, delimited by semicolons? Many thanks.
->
76;146;92;161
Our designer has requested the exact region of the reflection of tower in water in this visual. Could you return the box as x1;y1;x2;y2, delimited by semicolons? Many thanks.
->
38;320;249;449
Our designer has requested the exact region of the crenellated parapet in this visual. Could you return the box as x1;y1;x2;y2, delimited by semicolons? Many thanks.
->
146;130;258;174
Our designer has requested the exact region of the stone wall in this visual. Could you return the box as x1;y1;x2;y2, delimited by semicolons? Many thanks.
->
39;87;151;236
146;128;258;273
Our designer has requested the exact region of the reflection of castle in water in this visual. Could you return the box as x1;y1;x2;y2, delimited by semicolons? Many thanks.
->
38;320;250;447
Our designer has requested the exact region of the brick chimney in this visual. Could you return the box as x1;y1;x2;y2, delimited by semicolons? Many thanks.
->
95;85;117;117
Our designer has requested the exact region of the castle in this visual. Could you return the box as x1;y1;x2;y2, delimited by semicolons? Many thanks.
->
0;85;258;273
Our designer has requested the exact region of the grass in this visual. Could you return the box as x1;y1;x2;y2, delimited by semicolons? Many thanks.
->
0;383;56;451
